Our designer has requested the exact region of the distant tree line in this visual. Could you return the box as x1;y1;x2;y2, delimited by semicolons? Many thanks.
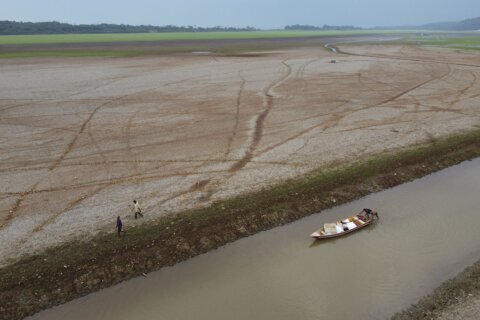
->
372;16;480;31
420;16;480;30
284;24;361;31
0;21;258;35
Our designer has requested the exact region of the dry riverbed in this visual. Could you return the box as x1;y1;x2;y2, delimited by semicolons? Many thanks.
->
1;42;480;319
1;44;480;266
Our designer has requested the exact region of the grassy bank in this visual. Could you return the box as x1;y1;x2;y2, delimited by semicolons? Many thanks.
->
1;129;480;320
391;259;480;319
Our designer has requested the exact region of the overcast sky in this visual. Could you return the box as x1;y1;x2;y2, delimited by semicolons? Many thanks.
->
2;0;479;29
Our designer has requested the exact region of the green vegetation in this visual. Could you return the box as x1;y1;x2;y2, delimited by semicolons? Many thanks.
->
0;29;451;59
284;24;360;31
0;50;135;58
404;35;480;51
0;30;424;45
0;20;257;35
2;128;480;320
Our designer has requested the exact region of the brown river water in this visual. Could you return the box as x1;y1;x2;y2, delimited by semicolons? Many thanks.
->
28;158;480;320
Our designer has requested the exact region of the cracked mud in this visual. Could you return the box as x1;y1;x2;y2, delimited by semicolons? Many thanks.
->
1;44;480;265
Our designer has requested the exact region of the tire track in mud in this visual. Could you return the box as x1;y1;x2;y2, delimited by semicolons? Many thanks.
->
52;86;163;172
229;60;292;172
59;69;232;212
31;86;211;233
255;112;344;157
254;63;453;158
0;159;301;174
251;59;400;132
374;65;451;107
31;185;110;233
322;65;460;133
0;69;229;226
182;61;294;203
1;182;40;228
145;70;248;207
49;100;112;171
0;75;130;115
1;98;116;229
120;74;215;183
1;166;230;228
2;100;111;227
449;69;478;107
31;151;196;234
152;178;212;208
335;46;480;68
406;69;479;119
29;127;237;164
297;57;319;80
356;62;406;93
1;86;157;229
0;102;34;113
2;66;234;235
125;107;142;173
87;121;109;165
224;72;246;158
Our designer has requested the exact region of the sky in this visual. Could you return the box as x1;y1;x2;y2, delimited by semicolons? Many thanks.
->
2;0;480;29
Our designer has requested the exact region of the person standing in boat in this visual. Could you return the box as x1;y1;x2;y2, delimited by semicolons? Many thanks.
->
360;208;378;220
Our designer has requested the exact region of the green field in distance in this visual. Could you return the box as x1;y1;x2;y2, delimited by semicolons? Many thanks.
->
403;34;480;51
0;30;431;45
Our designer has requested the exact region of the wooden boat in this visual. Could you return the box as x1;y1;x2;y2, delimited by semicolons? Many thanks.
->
310;214;377;239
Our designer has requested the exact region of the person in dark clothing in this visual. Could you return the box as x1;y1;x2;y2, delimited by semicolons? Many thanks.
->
360;208;378;219
363;208;373;215
117;216;123;237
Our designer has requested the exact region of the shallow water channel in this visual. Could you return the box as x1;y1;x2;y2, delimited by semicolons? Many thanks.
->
29;158;480;320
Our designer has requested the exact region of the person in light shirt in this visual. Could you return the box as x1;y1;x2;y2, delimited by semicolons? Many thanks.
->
133;200;143;219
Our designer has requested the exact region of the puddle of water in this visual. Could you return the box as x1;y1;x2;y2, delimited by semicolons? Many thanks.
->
28;158;480;320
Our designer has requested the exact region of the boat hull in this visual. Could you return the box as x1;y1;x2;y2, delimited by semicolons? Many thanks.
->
310;214;376;239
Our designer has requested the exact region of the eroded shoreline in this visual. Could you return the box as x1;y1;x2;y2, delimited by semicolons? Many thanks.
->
1;129;479;320
392;259;480;320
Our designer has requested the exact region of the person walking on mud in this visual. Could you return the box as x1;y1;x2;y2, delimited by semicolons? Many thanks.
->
133;200;143;219
116;216;124;237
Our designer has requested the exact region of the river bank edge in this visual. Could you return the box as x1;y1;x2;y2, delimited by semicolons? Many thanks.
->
392;258;480;320
1;129;480;320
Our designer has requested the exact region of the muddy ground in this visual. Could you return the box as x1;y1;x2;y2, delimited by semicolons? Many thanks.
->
1;43;480;267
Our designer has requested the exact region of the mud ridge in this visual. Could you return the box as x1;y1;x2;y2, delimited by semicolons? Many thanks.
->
224;72;246;158
230;60;292;172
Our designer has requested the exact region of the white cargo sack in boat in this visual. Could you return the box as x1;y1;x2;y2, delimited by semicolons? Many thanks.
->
346;222;356;230
324;223;337;234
